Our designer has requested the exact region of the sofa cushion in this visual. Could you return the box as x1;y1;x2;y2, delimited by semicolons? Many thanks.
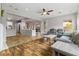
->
63;32;72;37
72;32;79;45
56;36;73;43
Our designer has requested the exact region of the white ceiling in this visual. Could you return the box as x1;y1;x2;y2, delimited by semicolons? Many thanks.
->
2;3;79;20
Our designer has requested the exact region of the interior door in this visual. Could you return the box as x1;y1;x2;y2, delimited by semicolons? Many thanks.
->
16;23;21;33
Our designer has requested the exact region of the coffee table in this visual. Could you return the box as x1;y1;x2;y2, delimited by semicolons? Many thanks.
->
44;34;57;44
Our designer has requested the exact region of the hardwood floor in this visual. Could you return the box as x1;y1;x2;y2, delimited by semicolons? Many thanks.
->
0;34;55;56
6;33;43;48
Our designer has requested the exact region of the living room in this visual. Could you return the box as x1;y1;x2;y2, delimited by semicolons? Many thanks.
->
0;3;79;56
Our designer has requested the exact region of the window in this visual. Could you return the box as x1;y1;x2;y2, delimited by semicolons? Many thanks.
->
7;21;13;29
63;20;73;31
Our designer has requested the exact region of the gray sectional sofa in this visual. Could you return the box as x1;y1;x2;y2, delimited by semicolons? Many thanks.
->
52;32;79;56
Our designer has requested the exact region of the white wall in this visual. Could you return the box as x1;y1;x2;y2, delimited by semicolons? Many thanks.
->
0;3;1;22
0;4;8;51
77;5;79;32
44;13;77;32
40;21;44;34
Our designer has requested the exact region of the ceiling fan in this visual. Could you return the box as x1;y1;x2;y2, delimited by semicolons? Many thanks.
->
40;8;53;15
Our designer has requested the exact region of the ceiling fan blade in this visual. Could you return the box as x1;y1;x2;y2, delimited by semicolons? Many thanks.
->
48;10;53;12
41;13;43;15
43;8;46;12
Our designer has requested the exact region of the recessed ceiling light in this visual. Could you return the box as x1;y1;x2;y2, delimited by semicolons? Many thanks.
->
25;8;29;11
14;8;18;10
58;11;62;14
9;5;13;7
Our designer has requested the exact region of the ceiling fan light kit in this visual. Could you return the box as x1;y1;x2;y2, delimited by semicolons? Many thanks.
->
41;8;53;16
42;12;47;15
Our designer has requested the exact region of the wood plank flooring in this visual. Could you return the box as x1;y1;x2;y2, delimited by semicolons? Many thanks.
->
6;34;43;48
0;34;55;56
